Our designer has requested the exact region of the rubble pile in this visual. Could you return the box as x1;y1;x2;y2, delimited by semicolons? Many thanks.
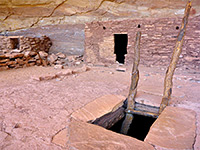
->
0;35;84;71
48;53;84;69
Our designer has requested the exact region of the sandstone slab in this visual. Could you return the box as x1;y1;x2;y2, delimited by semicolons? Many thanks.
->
71;95;126;122
145;106;196;150
52;128;69;148
135;91;162;107
53;119;155;150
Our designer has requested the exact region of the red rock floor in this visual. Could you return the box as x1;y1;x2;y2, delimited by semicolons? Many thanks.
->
0;65;199;149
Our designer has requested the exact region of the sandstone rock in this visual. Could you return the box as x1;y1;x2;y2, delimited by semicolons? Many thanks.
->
28;62;36;66
116;67;126;72
52;119;155;150
56;69;72;77
39;51;48;59
135;91;162;107
54;64;64;69
41;59;48;66
16;58;25;65
28;58;36;63
66;56;76;62
24;51;30;57
0;59;9;63
0;66;8;70
75;61;81;65
47;54;58;64
52;128;69;148
56;52;66;59
0;55;6;58
145;106;196;150
55;60;65;65
0;63;7;66
28;51;37;57
7;61;17;65
71;95;126;122
5;53;24;58
39;75;57;81
71;65;90;74
11;49;21;53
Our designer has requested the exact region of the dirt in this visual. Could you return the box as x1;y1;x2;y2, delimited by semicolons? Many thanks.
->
0;64;199;149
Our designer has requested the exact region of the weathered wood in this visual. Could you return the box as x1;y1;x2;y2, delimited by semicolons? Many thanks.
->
126;110;158;118
91;100;159;129
135;102;159;114
159;0;192;114
120;31;141;135
92;107;125;129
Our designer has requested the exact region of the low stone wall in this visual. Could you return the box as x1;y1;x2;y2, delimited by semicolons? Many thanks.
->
0;35;52;71
84;16;200;70
0;35;52;52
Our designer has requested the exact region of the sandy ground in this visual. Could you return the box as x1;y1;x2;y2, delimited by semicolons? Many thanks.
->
0;65;200;149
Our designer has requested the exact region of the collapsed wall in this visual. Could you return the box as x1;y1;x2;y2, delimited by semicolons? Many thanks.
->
0;36;52;70
84;16;200;70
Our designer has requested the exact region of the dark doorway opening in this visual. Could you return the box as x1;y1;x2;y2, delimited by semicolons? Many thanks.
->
109;115;156;141
10;38;20;49
114;34;128;64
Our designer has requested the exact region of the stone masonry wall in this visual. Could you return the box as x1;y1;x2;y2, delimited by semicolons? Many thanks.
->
84;16;200;70
0;36;52;70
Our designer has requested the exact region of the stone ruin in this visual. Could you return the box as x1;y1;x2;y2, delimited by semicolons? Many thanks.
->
84;16;200;70
0;35;84;71
0;35;52;70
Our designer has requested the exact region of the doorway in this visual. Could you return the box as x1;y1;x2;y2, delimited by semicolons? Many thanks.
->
10;38;20;49
114;34;128;64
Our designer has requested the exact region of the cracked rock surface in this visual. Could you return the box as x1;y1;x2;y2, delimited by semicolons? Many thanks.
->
0;0;200;32
0;64;199;149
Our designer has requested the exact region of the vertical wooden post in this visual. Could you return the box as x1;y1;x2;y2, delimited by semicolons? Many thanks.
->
120;31;141;134
159;0;192;114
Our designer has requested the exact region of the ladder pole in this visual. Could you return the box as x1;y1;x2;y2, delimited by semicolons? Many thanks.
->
159;0;192;114
120;31;141;135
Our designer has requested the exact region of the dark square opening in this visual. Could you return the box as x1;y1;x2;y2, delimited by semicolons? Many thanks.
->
114;34;128;64
109;114;156;141
10;38;20;49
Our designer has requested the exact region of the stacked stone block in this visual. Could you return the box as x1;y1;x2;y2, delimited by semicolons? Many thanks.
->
0;35;52;71
84;16;200;70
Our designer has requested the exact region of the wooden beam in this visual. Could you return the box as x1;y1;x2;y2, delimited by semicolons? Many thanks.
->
159;0;192;114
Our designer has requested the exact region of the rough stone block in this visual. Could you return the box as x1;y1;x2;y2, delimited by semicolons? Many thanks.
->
71;95;126;122
145;106;196;150
52;119;155;150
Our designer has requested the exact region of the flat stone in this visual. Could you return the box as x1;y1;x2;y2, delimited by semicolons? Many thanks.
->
39;75;57;81
11;49;21;53
135;91;162;107
52;128;69;148
0;55;6;58
28;51;37;57
39;51;48;59
66;56;76;62
56;52;66;59
54;64;64;69
47;54;58;64
116;67;126;72
71;95;126;122
5;53;24;58
71;65;90;74
56;69;72;77
52;119;155;150
145;106;196;150
7;61;17;65
0;59;9;63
